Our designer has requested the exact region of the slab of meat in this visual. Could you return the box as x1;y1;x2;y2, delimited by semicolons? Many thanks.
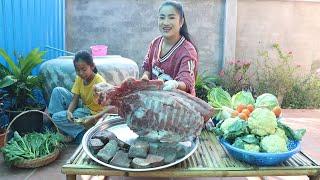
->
95;78;214;142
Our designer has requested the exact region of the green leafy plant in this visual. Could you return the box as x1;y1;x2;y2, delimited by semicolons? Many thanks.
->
282;73;320;108
1;131;63;165
253;44;301;104
252;43;320;108
195;73;218;101
0;48;46;111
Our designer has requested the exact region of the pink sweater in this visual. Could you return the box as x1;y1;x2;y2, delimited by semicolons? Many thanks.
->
142;36;198;96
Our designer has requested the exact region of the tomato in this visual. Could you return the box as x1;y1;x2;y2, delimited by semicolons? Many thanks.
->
238;113;248;120
242;109;251;117
236;104;246;113
247;104;254;113
231;110;239;118
272;106;282;117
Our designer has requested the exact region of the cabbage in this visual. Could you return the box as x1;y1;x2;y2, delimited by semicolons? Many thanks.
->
231;91;255;109
255;93;279;110
207;87;232;110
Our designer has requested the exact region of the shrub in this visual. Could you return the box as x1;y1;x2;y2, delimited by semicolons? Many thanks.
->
215;43;320;108
217;60;253;96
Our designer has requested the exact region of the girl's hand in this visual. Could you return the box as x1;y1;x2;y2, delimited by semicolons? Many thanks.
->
141;74;149;81
67;111;74;122
74;115;96;129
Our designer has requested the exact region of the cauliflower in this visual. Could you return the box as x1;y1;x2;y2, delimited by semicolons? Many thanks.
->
274;127;288;143
220;117;238;134
232;138;260;152
260;134;288;153
244;144;261;152
248;108;277;136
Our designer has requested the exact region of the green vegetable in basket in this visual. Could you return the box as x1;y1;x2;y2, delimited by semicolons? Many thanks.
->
232;136;261;152
1;131;64;165
207;87;232;109
255;93;279;110
260;134;288;153
207;87;232;120
215;117;249;141
277;121;306;141
247;108;277;136
274;127;288;143
231;91;255;109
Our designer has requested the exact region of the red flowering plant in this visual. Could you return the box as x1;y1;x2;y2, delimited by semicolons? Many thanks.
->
218;59;253;96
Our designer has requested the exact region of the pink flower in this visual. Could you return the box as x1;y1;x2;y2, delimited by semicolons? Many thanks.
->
228;60;235;65
219;70;225;77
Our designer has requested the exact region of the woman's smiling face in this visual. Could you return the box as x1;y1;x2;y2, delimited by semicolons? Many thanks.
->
158;5;183;40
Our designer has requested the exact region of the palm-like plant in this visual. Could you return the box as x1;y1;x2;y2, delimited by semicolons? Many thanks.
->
195;73;218;102
0;48;46;111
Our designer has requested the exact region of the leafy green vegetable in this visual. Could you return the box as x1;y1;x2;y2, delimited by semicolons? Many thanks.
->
231;91;255;109
255;93;279;110
277;121;306;141
232;138;260;152
1;131;64;165
215;117;249;141
207;87;232;109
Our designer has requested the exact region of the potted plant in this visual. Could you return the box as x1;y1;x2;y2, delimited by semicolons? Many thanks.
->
0;48;46;134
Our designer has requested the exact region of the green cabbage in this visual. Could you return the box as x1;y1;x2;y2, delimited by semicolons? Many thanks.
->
231;91;255;109
255;93;279;110
207;87;232;109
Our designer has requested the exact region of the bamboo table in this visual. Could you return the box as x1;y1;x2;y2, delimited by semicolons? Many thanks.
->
61;124;320;180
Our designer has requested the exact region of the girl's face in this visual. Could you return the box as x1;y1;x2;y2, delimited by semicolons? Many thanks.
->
158;5;183;40
74;60;95;81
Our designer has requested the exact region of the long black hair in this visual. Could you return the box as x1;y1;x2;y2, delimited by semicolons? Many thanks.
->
159;0;198;52
73;50;98;73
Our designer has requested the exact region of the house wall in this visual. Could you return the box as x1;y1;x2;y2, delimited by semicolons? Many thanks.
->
65;0;320;75
237;0;320;72
66;0;225;75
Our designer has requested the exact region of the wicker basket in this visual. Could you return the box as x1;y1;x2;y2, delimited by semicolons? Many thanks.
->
3;110;61;168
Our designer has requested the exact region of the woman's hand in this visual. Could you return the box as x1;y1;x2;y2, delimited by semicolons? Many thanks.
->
163;80;179;90
67;110;74;122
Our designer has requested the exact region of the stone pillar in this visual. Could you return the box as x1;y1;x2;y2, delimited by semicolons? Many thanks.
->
223;0;238;68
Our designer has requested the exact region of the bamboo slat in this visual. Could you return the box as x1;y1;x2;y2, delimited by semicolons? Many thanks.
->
62;128;320;178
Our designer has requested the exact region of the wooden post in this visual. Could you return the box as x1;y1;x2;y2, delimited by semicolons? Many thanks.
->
66;174;76;180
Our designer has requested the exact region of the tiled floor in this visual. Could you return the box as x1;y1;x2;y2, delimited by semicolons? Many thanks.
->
0;109;319;180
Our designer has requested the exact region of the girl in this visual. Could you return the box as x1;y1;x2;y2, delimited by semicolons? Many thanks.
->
48;50;107;143
141;0;198;96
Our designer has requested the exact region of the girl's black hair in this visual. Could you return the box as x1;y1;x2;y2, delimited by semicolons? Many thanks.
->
73;50;98;73
159;0;198;52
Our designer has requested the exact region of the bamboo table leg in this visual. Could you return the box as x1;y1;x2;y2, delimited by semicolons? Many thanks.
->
309;175;320;180
66;174;76;180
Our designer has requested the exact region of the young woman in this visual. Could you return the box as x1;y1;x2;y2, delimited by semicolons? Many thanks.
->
48;50;107;143
141;0;198;96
